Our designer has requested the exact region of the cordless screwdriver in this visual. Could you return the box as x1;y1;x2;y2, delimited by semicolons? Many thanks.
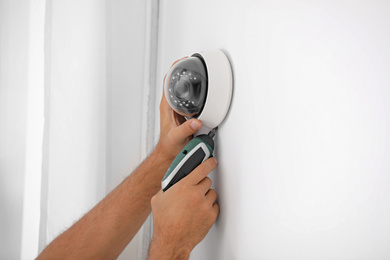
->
161;128;217;191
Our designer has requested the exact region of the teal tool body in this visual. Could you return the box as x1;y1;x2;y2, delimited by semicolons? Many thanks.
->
162;129;217;191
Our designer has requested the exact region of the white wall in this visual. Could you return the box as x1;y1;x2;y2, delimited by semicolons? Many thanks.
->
0;1;29;258
106;0;146;202
157;1;390;259
41;0;149;258
42;0;108;247
1;0;150;258
106;0;148;258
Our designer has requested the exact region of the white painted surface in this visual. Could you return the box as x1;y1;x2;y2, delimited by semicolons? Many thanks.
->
1;0;148;258
21;0;45;258
0;1;29;258
157;1;390;259
42;0;108;246
106;0;147;258
106;0;146;192
42;0;149;258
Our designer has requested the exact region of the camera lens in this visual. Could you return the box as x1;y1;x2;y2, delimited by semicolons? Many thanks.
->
173;78;190;99
164;56;208;118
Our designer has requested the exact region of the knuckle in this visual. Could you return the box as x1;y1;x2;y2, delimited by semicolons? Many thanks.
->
201;202;210;213
202;161;212;172
209;189;217;198
190;191;202;204
199;165;209;176
183;121;193;135
207;158;217;168
207;157;217;165
176;182;187;193
196;170;207;181
206;206;218;223
166;131;174;142
214;203;220;215
151;195;157;206
210;204;219;218
213;208;219;220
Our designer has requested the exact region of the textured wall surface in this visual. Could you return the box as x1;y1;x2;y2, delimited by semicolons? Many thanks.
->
156;1;390;259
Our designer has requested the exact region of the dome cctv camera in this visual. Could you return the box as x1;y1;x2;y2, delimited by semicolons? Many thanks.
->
161;50;233;191
164;49;233;129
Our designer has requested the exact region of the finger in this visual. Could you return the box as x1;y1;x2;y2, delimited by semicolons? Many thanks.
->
151;190;163;205
160;56;188;125
169;118;202;144
170;56;188;68
160;78;180;130
212;203;220;217
197;177;212;194
205;189;217;204
173;112;186;127
160;79;186;127
161;56;188;105
187;158;218;185
160;75;171;112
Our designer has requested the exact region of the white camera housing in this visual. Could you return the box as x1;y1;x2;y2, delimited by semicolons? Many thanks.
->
164;49;233;129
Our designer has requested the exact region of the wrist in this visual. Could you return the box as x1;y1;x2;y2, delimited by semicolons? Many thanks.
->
148;236;191;260
153;142;175;163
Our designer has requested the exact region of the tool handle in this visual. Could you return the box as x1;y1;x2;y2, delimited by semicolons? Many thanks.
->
161;135;214;191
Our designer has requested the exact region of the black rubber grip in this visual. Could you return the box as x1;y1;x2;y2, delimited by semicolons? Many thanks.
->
196;135;214;150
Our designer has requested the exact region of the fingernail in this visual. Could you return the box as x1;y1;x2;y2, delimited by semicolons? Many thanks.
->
214;158;218;164
190;120;202;130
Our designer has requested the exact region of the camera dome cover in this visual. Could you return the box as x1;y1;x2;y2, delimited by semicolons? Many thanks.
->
164;56;208;118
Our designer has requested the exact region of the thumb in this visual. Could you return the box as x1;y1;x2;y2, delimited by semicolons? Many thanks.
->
169;119;202;144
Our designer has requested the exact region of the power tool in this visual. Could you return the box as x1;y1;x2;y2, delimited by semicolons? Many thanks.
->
161;128;217;191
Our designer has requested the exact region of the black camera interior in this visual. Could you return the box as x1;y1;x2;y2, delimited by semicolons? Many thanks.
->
167;56;208;117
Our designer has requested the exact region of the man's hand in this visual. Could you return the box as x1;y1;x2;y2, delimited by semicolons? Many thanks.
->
155;57;203;162
148;158;219;260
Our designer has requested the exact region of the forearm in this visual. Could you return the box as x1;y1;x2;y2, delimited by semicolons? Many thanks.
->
37;146;172;260
148;237;190;260
38;76;203;259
